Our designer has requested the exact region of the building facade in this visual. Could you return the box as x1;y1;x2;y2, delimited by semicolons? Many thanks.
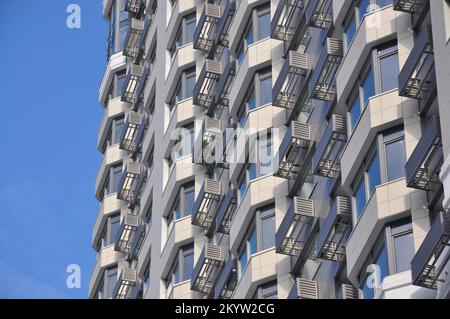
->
89;0;450;299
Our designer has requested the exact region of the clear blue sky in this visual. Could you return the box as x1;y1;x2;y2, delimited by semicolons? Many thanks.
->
0;1;105;298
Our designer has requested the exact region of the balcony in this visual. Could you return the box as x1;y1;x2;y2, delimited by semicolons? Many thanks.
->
194;117;226;168
115;213;139;254
215;187;238;234
275;198;315;257
273;51;309;109
393;0;429;29
112;267;137;299
398;24;435;113
125;0;144;16
193;60;222;110
271;0;304;43
129;224;145;260
191;244;228;294
305;0;332;30
215;1;235;48
119;111;146;153
315;197;352;262
411;211;450;289
405;116;443;191
191;179;223;233
275;121;311;180
214;60;236;111
312;114;347;179
288;278;319;299
214;256;238;299
117;162;146;204
123;18;145;59
193;3;222;53
309;38;342;102
134;65;149;108
121;64;144;104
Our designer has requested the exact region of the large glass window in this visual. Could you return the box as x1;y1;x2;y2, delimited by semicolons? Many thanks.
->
107;266;118;299
254;281;278;299
384;130;406;182
172;67;196;106
379;47;399;92
353;178;366;221
170;12;196;56
367;152;381;195
237;204;275;279
168;243;194;285
256;4;271;40
174;123;194;159
359;218;413;299
170;181;195;221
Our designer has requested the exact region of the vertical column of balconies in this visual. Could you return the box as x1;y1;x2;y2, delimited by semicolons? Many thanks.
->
191;0;238;299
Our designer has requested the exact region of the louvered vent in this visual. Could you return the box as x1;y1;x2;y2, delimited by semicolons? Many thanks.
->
294;198;314;217
297;278;319;299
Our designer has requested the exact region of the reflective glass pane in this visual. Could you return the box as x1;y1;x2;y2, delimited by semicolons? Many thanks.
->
354;180;366;221
380;53;399;92
393;231;414;273
261;215;275;250
259;76;272;106
385;139;406;181
183;251;194;281
349;93;361;131
362;68;375;106
184;189;195;216
249;227;257;255
367;153;381;196
345;17;357;49
257;11;270;40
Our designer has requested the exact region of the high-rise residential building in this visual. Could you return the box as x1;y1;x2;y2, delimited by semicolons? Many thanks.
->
89;0;450;299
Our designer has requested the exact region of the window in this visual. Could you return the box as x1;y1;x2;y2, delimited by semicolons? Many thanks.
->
237;204;275;278
171;67;196;106
384;129;406;182
235;3;270;68
174;123;195;160
119;0;129;51
106;266;118;299
238;68;272;126
143;261;151;293
167;243;194;286
254;281;278;299
377;44;399;92
359;218;413;299
106;1;117;61
346;42;398;133
168;181;195;223
98;212;121;250
344;11;357;51
104;164;123;197
170;12;196;58
105;116;124;149
351;128;405;222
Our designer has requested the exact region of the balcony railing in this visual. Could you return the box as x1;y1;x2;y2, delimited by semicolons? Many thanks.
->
129;224;146;260
193;60;223;110
309;38;343;102
288;278;319;299
191;244;228;294
115;213;140;254
214;60;236;111
117;162;146;204
315;197;352;262
273;51;309;109
125;0;144;16
123;17;145;59
194;3;222;53
121;64;144;104
271;0;304;43
275;122;311;180
312;114;347;178
394;0;429;29
405;116;443;191
120;111;146;153
112;267;137;299
191;179;223;233
411;211;450;289
398;24;435;112
213;256;237;299
134;65;149;109
275;198;315;257
215;187;238;234
215;0;235;48
305;0;332;30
